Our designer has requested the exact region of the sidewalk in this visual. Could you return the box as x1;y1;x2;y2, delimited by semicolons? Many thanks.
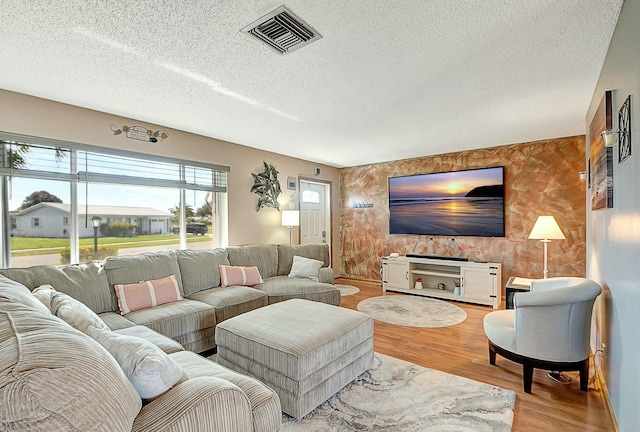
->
15;237;210;253
10;240;213;267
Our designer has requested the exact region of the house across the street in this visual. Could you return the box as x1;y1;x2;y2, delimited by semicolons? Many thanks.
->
9;203;172;238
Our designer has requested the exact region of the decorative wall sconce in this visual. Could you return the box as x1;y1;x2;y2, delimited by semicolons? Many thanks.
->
600;94;632;153
600;129;618;147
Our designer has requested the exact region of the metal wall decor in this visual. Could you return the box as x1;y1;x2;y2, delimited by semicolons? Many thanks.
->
618;95;631;163
251;161;282;211
110;124;169;142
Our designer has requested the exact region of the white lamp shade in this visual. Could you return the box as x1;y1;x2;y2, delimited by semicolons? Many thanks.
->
528;215;565;240
282;210;300;227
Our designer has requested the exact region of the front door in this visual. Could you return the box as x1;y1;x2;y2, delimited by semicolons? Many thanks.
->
299;180;330;247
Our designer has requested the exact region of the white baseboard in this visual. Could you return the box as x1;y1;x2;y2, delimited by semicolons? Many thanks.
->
594;358;620;432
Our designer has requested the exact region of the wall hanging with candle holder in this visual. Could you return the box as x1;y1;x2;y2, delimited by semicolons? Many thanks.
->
600;94;631;164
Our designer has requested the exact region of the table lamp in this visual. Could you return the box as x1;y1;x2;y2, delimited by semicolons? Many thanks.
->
528;215;565;278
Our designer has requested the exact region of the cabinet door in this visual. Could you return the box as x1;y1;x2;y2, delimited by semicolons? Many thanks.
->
383;260;410;290
461;267;494;301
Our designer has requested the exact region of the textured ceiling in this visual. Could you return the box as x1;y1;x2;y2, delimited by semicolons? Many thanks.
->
0;1;623;167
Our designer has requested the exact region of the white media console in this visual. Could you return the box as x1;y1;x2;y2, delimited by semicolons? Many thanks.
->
382;255;502;309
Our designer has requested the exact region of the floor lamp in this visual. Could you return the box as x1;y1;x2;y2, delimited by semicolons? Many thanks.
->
528;215;566;279
282;210;300;245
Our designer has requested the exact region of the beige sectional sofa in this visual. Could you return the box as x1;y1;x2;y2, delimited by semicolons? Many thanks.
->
0;275;281;432
0;243;339;431
0;243;339;352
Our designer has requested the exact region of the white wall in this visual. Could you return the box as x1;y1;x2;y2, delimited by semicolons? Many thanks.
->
13;207;67;238
0;90;342;271
586;0;640;430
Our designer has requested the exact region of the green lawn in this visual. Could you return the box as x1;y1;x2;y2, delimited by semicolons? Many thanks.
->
10;234;211;256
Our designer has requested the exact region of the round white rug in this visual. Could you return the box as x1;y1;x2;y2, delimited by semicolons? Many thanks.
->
357;295;467;328
336;284;360;296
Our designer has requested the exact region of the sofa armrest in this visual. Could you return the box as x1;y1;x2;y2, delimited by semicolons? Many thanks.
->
132;377;253;432
319;267;334;284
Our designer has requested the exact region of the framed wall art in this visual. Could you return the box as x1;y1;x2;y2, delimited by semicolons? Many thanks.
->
589;90;614;210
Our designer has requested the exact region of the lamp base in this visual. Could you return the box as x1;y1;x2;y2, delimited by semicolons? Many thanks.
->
541;239;551;279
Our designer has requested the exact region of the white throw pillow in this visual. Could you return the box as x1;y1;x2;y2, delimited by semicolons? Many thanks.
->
49;291;110;334
32;284;57;308
288;255;324;282
88;326;188;400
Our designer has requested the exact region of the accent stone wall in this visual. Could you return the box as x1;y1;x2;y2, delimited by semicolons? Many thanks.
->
340;136;586;284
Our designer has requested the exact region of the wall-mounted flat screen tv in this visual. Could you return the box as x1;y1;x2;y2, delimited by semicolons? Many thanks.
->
389;166;505;237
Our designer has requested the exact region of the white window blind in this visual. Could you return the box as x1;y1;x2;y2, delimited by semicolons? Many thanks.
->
0;136;229;192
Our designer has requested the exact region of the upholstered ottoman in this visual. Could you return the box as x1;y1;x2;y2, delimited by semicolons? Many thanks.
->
215;298;374;418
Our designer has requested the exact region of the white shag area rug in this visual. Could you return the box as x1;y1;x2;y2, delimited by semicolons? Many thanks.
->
357;295;467;327
282;352;515;431
335;284;360;296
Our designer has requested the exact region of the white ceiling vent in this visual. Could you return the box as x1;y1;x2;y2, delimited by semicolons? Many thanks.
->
241;5;322;55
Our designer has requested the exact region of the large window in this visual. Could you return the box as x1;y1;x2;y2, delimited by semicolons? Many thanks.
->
1;133;229;267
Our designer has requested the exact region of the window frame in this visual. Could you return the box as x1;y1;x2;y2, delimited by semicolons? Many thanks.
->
0;132;229;267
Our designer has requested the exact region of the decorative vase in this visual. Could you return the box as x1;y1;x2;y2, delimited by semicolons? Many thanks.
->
415;281;423;289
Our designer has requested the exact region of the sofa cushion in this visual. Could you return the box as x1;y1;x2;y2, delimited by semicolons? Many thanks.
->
176;249;230;296
227;244;278;279
171;350;282;432
189;286;268;323
0;289;141;431
99;311;137;330
115;275;183;315
123;299;216;342
288;256;324;281
277;244;330;276
114;325;185;354
0;275;51;314
0;263;112;314
89;326;187;400
256;276;341;306
104;251;184;312
219;265;264;287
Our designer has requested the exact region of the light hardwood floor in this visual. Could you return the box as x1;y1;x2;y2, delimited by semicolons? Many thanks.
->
336;277;614;432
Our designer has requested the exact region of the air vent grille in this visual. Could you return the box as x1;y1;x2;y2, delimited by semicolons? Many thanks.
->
241;5;322;55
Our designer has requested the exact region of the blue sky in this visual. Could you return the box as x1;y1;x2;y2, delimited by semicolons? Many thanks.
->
389;167;503;199
9;177;206;212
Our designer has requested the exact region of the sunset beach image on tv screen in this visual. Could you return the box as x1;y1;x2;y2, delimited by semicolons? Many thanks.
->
388;166;504;237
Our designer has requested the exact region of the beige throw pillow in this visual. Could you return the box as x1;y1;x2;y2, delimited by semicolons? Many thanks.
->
88;326;187;400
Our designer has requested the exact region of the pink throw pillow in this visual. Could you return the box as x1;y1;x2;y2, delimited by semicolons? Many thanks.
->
115;275;183;315
219;265;264;287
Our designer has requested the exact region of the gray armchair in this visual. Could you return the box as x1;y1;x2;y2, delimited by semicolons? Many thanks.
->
483;277;601;393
